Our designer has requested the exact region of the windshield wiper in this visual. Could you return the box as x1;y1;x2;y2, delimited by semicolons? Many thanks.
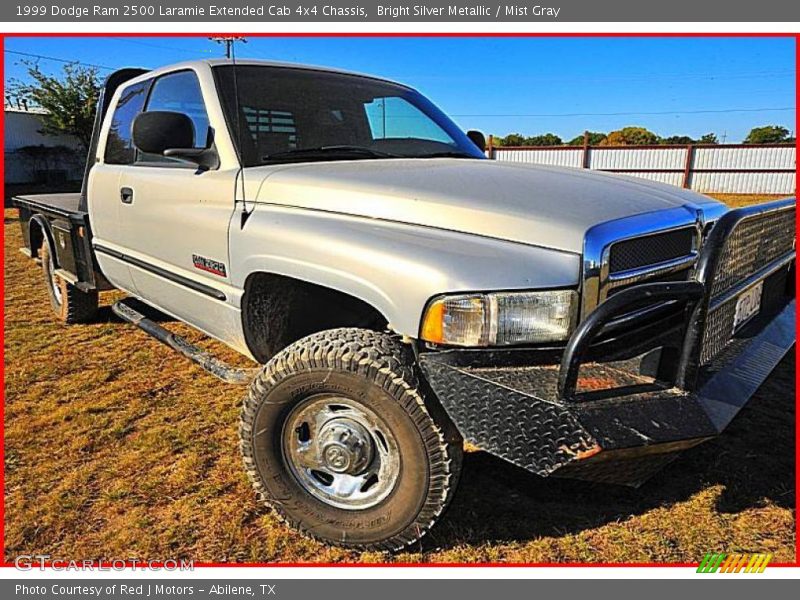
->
262;145;402;162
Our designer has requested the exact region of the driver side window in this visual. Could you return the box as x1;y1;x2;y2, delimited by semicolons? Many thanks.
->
137;70;211;164
364;96;451;143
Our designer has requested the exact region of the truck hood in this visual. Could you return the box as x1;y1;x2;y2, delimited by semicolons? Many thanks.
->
249;158;722;253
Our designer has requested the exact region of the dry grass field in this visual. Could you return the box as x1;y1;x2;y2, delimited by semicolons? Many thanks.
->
3;193;795;564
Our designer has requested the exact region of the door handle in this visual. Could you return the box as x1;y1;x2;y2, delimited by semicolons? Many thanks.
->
120;187;134;204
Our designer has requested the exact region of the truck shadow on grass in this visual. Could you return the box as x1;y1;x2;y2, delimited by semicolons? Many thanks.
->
425;350;795;550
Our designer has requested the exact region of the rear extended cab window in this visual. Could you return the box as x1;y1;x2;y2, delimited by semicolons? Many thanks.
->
104;81;149;164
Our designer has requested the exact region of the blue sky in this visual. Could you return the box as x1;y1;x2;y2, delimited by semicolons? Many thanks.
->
4;36;796;143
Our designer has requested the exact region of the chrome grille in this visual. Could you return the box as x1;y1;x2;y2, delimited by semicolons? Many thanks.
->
700;301;737;364
700;204;795;365
710;206;795;298
608;227;696;273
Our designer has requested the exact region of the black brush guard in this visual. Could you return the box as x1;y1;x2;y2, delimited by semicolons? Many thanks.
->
419;199;796;486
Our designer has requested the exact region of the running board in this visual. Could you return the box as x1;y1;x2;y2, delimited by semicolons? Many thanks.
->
112;298;259;385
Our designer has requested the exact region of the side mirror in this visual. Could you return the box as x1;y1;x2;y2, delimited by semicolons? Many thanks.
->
132;111;218;170
466;130;486;152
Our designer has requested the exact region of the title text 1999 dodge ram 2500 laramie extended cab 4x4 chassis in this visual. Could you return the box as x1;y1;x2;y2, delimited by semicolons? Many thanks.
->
14;59;796;551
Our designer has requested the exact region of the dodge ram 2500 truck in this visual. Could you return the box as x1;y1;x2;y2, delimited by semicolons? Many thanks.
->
14;59;796;551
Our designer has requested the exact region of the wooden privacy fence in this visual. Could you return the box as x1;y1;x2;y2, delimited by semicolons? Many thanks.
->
487;137;796;195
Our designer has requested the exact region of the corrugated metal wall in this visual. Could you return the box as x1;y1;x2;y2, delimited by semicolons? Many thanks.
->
691;146;796;194
492;144;796;195
4;110;83;184
497;148;583;167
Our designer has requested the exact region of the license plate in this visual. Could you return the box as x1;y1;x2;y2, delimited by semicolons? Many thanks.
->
732;280;763;333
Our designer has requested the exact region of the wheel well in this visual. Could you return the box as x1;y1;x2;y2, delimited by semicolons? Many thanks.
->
29;218;45;259
241;272;389;364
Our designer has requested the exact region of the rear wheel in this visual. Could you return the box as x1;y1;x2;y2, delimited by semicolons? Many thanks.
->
239;328;462;551
40;239;98;324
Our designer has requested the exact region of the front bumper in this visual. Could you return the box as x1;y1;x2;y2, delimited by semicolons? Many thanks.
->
419;199;796;487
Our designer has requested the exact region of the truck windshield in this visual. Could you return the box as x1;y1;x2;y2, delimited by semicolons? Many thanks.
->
212;65;486;167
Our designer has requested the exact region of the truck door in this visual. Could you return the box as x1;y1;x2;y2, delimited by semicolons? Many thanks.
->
89;79;151;294
115;68;239;344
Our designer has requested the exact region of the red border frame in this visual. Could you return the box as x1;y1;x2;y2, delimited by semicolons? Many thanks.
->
0;31;797;570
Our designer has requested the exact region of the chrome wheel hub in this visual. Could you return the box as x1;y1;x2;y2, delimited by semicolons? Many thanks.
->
318;420;373;474
282;395;399;510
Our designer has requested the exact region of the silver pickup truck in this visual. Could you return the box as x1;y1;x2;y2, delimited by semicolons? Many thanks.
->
14;59;796;552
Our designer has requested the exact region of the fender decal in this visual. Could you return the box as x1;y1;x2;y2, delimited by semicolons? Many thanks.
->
192;254;227;278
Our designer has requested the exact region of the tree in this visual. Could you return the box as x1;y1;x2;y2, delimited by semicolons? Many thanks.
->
600;126;659;146
698;133;719;144
567;131;607;146
8;61;101;152
497;133;527;147
525;133;562;146
744;125;792;144
660;135;695;145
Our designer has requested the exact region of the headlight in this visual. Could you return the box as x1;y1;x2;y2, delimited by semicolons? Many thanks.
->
420;290;578;347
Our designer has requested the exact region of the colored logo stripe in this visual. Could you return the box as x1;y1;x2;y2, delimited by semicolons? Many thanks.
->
697;553;771;573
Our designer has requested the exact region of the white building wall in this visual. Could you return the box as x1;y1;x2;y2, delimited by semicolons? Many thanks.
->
4;109;83;184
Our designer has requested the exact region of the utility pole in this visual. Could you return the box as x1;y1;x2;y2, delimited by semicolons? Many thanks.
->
209;36;248;59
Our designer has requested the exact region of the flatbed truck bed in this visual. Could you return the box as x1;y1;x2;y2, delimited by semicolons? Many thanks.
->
14;192;103;293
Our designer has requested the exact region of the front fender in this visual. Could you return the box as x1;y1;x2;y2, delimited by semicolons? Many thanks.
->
230;204;581;337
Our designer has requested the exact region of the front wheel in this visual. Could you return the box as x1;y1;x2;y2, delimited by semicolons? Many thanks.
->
239;328;462;551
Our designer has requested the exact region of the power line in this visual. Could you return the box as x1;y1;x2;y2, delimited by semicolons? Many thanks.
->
3;48;795;121
110;37;215;55
588;71;794;83
406;70;795;85
451;107;796;118
5;41;215;74
4;49;115;71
